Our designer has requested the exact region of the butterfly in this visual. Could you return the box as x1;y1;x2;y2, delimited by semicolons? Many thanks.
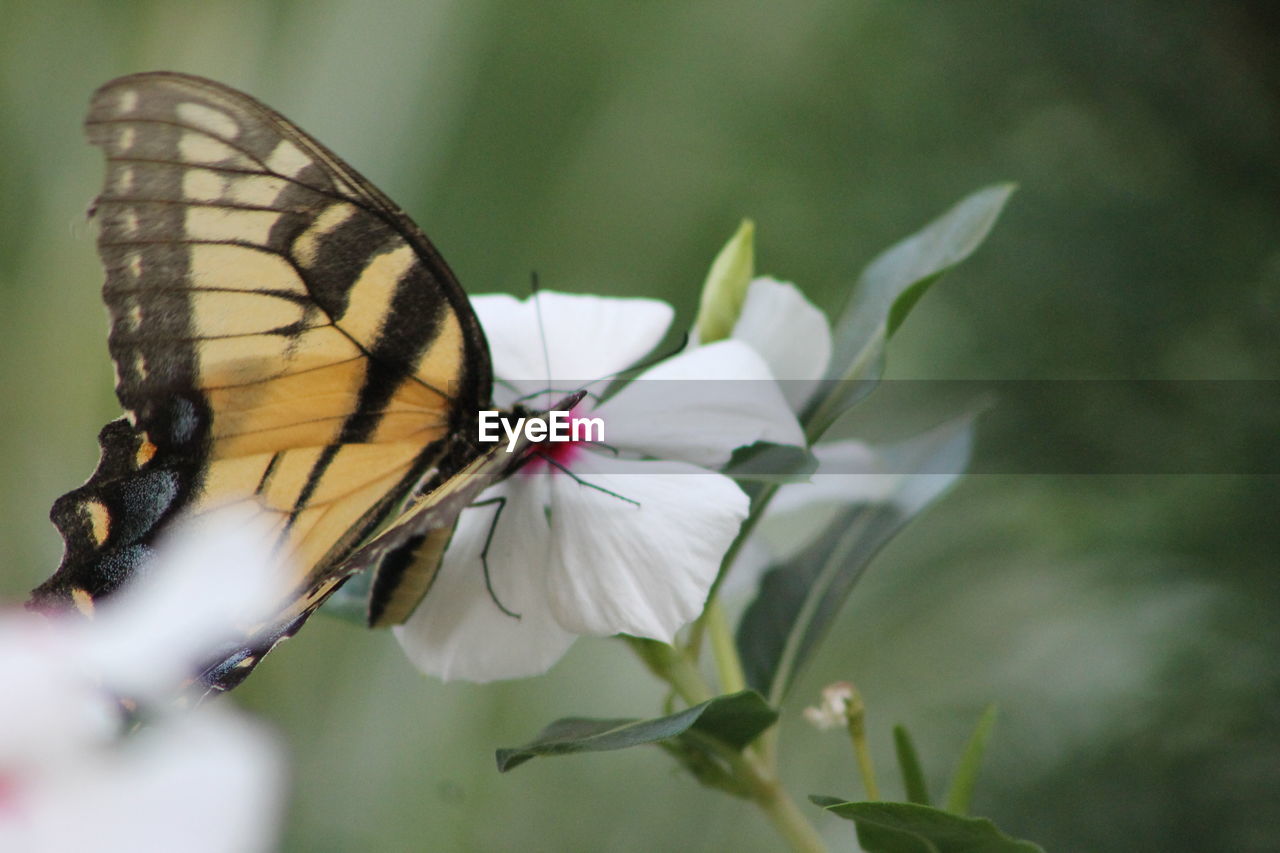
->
27;72;575;694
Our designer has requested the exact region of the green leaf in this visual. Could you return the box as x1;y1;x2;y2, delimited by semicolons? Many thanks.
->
894;725;932;806
736;416;974;704
683;689;779;749
807;184;1014;438
944;705;998;816
694;219;755;343
495;690;777;772
810;799;1045;853
722;441;818;484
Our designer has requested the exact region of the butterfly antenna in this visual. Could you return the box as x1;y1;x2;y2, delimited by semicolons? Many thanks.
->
512;331;690;410
534;452;640;507
530;271;554;410
583;331;690;389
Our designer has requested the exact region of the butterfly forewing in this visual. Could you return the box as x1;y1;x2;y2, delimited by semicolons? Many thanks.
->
31;72;494;691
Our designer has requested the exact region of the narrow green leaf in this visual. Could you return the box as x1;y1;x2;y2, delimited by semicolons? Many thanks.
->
838;183;1014;352
722;441;818;484
944;705;998;816
739;503;899;703
736;416;974;704
894;725;931;806
806;184;1014;438
685;690;779;749
811;799;1045;853
495;690;777;772
694;219;755;343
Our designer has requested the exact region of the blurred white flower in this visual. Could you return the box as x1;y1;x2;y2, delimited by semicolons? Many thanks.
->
0;695;283;853
68;514;294;700
395;291;804;682
0;518;288;852
802;681;857;731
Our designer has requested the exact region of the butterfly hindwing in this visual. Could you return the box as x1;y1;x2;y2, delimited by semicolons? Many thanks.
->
31;72;496;690
357;392;584;628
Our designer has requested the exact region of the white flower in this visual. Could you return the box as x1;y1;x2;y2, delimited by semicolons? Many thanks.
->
724;277;832;412
802;681;857;731
0;697;282;853
69;514;294;701
394;291;804;682
0;519;288;852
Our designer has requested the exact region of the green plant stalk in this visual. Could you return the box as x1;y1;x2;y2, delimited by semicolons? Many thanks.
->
685;730;829;853
845;688;880;800
624;637;713;706
662;646;715;707
704;593;780;770
749;762;830;853
706;598;747;694
755;715;781;772
630;641;827;852
696;480;781;640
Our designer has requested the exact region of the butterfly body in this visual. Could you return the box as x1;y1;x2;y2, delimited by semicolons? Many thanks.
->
28;72;541;692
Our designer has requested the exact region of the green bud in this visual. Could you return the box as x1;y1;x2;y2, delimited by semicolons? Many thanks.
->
694;219;755;343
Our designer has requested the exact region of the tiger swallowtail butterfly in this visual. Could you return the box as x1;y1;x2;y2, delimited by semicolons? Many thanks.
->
27;72;574;695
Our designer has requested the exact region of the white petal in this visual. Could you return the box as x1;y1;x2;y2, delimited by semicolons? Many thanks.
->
731;277;832;410
768;440;886;515
544;452;748;640
598;339;804;467
1;707;283;853
74;514;290;699
472;292;674;401
0;615;119;767
393;477;576;682
759;439;925;563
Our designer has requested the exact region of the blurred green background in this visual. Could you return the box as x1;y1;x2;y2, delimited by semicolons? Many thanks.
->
2;2;1277;850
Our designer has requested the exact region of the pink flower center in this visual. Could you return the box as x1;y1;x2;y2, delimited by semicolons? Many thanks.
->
521;406;599;474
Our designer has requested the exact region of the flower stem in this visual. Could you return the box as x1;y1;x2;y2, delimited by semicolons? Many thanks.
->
688;731;829;853
704;596;783;772
697;480;781;635
706;598;746;695
625;636;714;706
738;749;829;853
845;688;880;800
628;640;828;852
756;719;780;771
667;651;715;706
753;773;829;852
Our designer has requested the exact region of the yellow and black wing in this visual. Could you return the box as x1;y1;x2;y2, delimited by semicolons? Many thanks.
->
357;390;587;628
29;72;493;691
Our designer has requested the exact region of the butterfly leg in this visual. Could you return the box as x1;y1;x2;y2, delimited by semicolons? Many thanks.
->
533;453;640;507
470;496;521;620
